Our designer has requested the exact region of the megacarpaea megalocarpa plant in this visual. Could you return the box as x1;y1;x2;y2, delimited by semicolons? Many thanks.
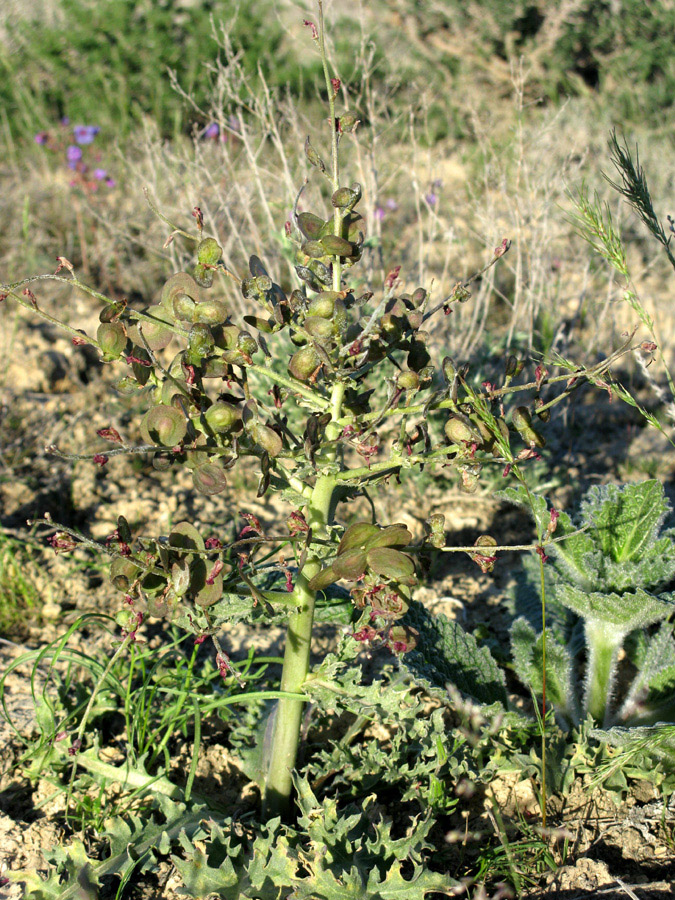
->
505;479;675;728
0;1;647;826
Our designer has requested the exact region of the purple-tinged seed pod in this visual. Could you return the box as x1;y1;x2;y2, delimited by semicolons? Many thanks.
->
412;287;427;307
296;212;325;241
193;463;228;495
141;405;187;446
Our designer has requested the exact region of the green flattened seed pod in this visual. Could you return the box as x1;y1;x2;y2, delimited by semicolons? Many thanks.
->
110;557;141;592
192;263;214;288
160;272;203;313
187;323;215;360
248;423;283;457
204;401;240;434
172;292;197;322
192;300;228;326
237;331;258;358
127;305;173;351
397;370;419;391
289;346;321;382
141;405;187;447
445;415;479;445
320;234;354;257
197;238;222;267
97;322;127;360
307;291;340;318
302;240;326;259
304;316;333;342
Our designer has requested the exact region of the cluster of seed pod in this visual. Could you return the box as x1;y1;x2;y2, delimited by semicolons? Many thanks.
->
96;237;292;496
111;521;228;624
308;522;419;652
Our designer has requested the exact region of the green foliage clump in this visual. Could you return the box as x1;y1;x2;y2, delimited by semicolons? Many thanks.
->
505;480;675;727
0;0;344;140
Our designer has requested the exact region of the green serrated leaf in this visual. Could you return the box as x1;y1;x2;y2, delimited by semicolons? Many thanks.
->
510;617;577;722
400;601;507;706
581;480;669;563
555;584;671;630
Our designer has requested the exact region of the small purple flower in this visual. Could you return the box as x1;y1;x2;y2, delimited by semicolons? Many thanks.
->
425;192;437;206
73;124;100;145
34;131;49;145
203;122;219;139
374;206;385;221
105;177;116;188
60;116;70;126
93;168;107;180
66;145;83;169
385;198;398;211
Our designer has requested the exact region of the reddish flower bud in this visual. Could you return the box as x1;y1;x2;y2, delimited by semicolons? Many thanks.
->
494;238;511;258
97;427;123;443
93;454;109;466
385;265;401;290
302;19;319;40
239;512;264;537
48;532;77;554
206;560;224;585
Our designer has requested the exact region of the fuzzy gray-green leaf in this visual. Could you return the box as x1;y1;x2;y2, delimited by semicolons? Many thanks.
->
400;600;507;706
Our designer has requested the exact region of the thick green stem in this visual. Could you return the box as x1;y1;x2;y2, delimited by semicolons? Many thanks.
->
262;473;336;817
584;620;624;725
